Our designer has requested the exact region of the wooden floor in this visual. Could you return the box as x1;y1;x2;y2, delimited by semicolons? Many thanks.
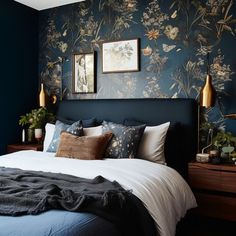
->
176;214;235;236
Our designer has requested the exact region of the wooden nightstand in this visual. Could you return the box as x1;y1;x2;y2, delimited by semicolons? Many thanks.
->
188;161;236;221
7;143;43;154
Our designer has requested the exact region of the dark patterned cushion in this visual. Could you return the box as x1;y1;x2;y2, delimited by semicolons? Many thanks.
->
57;117;97;127
47;120;83;152
102;121;145;159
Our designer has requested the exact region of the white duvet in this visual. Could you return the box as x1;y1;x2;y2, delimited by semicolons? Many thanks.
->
0;151;197;236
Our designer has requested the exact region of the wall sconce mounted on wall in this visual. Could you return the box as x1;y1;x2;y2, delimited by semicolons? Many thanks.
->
197;52;216;156
39;83;46;107
39;82;57;108
199;53;216;108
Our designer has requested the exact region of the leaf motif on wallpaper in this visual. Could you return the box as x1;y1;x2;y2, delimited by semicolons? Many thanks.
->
215;0;236;38
197;34;208;44
162;44;176;52
62;29;67;37
171;10;177;19
170;59;204;98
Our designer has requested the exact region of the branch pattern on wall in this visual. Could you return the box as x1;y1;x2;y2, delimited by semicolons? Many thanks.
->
39;0;236;131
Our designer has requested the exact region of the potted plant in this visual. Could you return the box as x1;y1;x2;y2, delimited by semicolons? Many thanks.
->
212;131;236;163
19;107;55;143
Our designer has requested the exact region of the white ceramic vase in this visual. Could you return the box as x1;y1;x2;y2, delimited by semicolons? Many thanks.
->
35;128;43;141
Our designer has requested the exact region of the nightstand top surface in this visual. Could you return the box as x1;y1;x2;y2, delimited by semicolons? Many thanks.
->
189;161;236;172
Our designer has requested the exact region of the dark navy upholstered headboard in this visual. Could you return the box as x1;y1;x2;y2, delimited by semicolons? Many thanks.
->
57;98;198;178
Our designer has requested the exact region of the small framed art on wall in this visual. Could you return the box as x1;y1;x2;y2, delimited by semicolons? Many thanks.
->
72;52;96;94
102;38;140;73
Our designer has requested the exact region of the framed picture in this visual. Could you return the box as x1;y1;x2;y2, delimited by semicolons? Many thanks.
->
102;38;140;73
72;52;96;94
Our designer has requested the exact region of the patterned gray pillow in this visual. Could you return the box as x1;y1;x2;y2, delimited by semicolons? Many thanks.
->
47;120;83;152
102;121;145;159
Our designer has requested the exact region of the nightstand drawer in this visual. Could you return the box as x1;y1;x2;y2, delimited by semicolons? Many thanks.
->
189;164;236;193
189;166;221;191
194;193;236;221
188;162;236;221
220;171;236;193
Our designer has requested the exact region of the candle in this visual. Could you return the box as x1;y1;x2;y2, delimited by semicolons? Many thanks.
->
22;129;25;143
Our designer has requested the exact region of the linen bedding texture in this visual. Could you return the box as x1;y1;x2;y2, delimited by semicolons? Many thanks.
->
0;167;151;236
45;118;170;163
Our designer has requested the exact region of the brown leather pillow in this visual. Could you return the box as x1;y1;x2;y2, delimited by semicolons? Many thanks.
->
55;131;113;160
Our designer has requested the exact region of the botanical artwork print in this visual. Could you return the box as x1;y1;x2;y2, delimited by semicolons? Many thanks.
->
39;0;236;136
102;39;139;73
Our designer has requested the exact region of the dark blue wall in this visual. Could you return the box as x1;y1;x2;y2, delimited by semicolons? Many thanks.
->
0;0;38;154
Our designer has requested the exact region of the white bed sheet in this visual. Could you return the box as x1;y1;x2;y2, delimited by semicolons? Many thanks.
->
0;151;197;236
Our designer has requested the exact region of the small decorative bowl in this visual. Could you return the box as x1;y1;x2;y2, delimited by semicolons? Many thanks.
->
196;153;210;163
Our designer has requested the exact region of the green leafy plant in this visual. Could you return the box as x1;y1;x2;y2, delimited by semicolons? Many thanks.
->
213;131;236;149
19;107;55;129
212;131;236;163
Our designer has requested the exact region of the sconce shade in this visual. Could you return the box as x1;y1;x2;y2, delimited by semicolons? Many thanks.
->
200;74;216;108
39;83;46;107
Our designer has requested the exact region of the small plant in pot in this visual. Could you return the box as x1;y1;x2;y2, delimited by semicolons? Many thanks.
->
212;131;236;163
19;107;55;143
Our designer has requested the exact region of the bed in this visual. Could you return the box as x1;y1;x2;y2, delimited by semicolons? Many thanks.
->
0;98;198;236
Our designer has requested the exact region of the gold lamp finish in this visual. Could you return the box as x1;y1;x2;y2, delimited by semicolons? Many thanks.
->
39;83;46;107
200;74;216;108
200;53;216;108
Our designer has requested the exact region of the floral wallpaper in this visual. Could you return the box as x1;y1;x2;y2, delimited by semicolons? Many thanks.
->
39;0;236;134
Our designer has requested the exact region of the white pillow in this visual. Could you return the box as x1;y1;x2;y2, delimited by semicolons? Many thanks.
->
138;122;170;164
43;123;55;152
83;126;103;136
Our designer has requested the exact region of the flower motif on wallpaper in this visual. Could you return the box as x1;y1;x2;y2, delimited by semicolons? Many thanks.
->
46;20;61;48
72;16;99;48
58;42;68;53
145;29;160;40
141;0;169;40
164;25;179;40
196;45;213;56
142;46;153;56
143;76;168;98
98;0;138;38
146;49;168;74
210;50;233;92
